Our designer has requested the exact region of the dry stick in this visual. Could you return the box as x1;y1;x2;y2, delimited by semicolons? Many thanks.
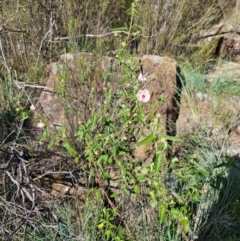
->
0;35;11;74
53;30;162;41
32;171;73;181
0;195;41;221
0;131;15;147
21;159;36;207
5;171;21;195
0;195;38;237
5;218;28;241
176;219;189;241
2;121;24;198
36;19;56;67
5;170;33;203
13;78;53;92
92;161;135;240
177;219;198;241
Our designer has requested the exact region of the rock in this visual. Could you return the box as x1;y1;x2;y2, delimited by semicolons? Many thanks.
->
51;183;70;197
33;52;118;137
142;55;182;136
133;55;182;160
34;53;182;161
217;33;240;61
198;22;240;61
51;182;86;198
207;62;240;82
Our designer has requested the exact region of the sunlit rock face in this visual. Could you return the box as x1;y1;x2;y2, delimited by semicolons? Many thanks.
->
133;55;182;161
198;22;240;62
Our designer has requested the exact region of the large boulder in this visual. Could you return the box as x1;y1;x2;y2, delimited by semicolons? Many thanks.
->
197;22;240;61
133;55;182;160
32;52;118;137
33;53;182;161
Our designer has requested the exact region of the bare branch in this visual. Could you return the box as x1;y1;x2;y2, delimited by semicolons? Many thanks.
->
53;30;162;42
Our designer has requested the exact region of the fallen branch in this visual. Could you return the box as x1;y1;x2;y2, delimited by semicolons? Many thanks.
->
53;31;162;41
13;79;53;92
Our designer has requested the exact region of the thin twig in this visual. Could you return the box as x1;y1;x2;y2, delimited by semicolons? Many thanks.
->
177;219;199;241
32;171;74;181
53;31;162;41
36;19;56;66
13;78;53;92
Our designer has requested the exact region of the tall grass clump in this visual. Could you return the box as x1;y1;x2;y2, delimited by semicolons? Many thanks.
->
0;75;31;142
0;0;237;79
178;131;240;241
0;0;134;78
135;0;236;58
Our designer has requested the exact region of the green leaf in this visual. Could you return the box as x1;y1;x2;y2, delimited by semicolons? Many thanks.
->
91;113;97;130
117;226;123;239
137;101;143;116
137;133;156;146
179;216;189;233
111;26;128;31
133;185;139;195
85;133;92;142
107;157;113;164
137;116;147;125
149;191;157;208
211;175;226;190
105;229;113;237
161;134;182;142
74;157;79;164
159;203;167;224
137;102;147;125
171;190;184;204
192;194;200;203
21;111;29;121
136;173;147;181
63;142;77;157
172;170;186;181
122;187;130;195
214;161;231;169
48;135;56;149
197;168;210;177
141;167;149;175
102;172;112;180
110;192;118;199
88;169;94;182
170;208;180;220
118;151;127;156
97;155;108;165
154;154;163;172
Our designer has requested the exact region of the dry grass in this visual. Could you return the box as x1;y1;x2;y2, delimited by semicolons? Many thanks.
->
0;0;238;79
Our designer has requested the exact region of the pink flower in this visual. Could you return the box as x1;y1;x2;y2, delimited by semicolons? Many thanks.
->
138;73;147;82
30;104;36;111
35;123;45;129
137;89;150;103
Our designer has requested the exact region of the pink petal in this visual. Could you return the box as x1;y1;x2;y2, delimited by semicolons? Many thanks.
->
137;89;150;103
35;123;45;128
30;104;36;111
138;73;147;82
